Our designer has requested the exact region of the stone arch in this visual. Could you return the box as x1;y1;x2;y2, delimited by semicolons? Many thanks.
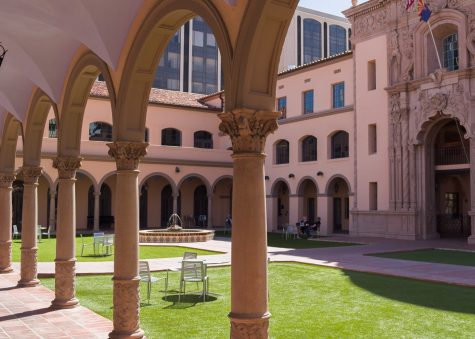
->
115;0;233;142
22;89;56;167
177;173;211;196
98;171;117;190
325;174;352;195
40;171;55;192
58;51;116;157
270;178;292;197
212;175;233;193
77;169;99;193
139;172;177;195
296;176;319;196
0;114;22;173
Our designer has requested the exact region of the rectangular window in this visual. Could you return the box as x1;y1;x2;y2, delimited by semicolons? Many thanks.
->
368;60;376;90
277;97;287;119
369;182;378;211
332;82;345;109
193;31;204;47
368;124;377;154
303;90;314;114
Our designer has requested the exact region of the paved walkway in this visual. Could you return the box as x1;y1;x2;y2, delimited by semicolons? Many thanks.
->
3;236;475;338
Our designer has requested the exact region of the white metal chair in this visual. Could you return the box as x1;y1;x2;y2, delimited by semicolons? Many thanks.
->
80;234;95;256
12;225;20;239
139;261;168;304
179;259;208;302
41;225;51;239
37;225;43;242
284;224;298;240
102;234;114;255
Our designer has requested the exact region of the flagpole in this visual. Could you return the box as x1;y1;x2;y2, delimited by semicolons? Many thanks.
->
427;20;443;69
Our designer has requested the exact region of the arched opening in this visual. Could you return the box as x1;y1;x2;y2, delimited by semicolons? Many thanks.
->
327;177;350;233
274;181;290;228
298;179;318;224
433;120;471;238
89;121;113;141
161;128;182;146
212;177;233;227
194;185;208;228
275;140;290;164
12;180;24;230
140;175;176;229
329;25;347;56
161;185;174;227
139;185;148;229
330;131;349;159
301;136;317;162
303;18;322;63
99;184;113;229
194;130;213;149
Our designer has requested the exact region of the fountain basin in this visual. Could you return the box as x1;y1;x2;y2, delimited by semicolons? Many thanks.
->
139;229;215;243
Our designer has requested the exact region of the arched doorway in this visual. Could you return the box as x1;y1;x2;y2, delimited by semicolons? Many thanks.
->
433;120;471;238
12;180;23;230
327;177;350;233
139;185;148;229
274;181;290;228
140;175;175;229
194;185;208;228
298;179;318;224
99;184;113;229
161;185;173;227
212;177;233;227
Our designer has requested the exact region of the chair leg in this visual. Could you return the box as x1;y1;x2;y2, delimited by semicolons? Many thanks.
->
81;245;84;257
147;281;151;304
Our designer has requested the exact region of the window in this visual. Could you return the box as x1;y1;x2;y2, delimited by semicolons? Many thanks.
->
193;31;204;47
302;136;317;162
331;131;349;159
329;25;347;56
275;140;290;164
332;82;345;108
369;182;378;210
89;122;112;141
277;97;287;119
194;131;213;149
368;124;377;154
161;128;181;146
443;33;459;71
303;90;314;114
154;30;181;90
303;19;322;64
48;119;57;138
368;60;376;90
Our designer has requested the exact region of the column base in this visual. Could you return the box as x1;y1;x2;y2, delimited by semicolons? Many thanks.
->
108;328;145;339
0;266;13;274
110;277;143;339
229;312;271;339
18;278;40;287
51;297;79;309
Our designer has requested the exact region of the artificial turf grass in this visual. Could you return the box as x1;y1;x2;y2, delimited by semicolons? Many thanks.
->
368;248;475;267
216;231;360;249
41;263;475;339
11;237;221;262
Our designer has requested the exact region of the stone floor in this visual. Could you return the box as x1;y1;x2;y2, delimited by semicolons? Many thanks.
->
3;235;475;338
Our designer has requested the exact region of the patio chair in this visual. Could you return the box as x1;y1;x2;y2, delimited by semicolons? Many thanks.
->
284;224;298;240
139;261;168;304
41;225;51;239
37;225;43;242
179;259;208;302
102;234;114;255
12;225;20;239
80;234;97;256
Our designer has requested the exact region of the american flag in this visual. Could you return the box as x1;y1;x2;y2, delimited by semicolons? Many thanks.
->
406;0;415;10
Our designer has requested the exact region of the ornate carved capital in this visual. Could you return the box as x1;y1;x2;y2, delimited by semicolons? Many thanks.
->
0;173;15;188
230;314;271;339
53;157;82;179
107;142;148;171
218;108;280;154
20;166;43;185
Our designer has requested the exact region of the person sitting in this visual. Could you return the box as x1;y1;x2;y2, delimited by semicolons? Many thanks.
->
225;215;232;228
298;218;310;238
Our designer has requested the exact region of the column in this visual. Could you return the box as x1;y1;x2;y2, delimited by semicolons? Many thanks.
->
219;108;279;338
49;191;56;232
0;173;15;273
18;166;42;287
207;195;213;228
288;195;299;228
94;191;100;231
51;157;81;308
108;141;147;339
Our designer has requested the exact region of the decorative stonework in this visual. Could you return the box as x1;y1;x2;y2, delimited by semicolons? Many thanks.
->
230;315;270;339
52;260;78;308
400;27;414;82
53;157;82;179
218;109;279;154
0;173;15;188
107;142;148;171
0;241;12;273
353;6;388;37
20;166;43;185
18;248;39;287
111;277;142;336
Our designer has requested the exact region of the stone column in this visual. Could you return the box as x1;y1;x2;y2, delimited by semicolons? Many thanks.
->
18;166;42;287
94;191;100;231
219;108;279;338
51;157;82;308
288;195;299;228
108;141;147;339
0;173;15;273
207;195;213;228
49;191;56;232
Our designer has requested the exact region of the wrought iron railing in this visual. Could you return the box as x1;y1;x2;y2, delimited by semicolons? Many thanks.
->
435;146;469;165
437;214;471;237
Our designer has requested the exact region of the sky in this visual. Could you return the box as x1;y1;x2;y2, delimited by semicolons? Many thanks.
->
298;0;369;17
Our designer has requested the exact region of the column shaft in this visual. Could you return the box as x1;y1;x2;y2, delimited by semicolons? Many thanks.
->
49;191;56;232
94;192;100;231
0;174;15;273
207;195;213;228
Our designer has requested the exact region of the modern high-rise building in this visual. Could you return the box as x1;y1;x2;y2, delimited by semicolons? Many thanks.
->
154;6;351;94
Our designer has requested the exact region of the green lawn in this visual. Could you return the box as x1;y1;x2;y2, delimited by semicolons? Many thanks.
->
369;248;475;267
216;231;359;249
11;237;220;262
42;263;475;339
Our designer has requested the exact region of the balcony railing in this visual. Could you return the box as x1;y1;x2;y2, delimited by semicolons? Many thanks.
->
435;146;470;165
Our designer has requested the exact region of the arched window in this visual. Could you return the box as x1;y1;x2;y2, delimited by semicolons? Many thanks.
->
89;122;112;141
194;131;213;149
329;25;347;56
48;119;57;138
303;19;322;63
161;128;181;146
443;33;458;71
302;136;317;162
331;131;349;159
276;140;290;164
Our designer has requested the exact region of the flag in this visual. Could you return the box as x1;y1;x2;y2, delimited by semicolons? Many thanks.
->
417;0;425;15
406;0;415;10
420;4;432;22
